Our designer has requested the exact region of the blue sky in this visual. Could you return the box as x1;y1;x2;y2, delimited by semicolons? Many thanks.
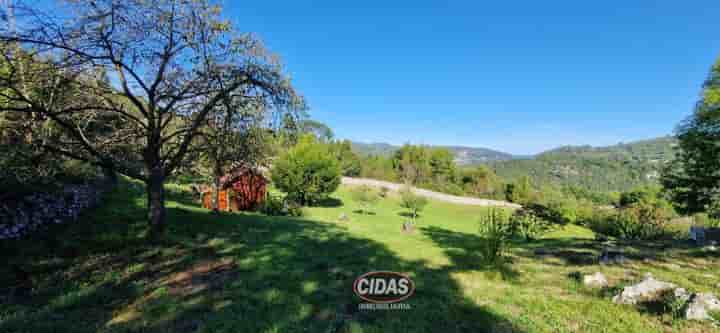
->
31;0;720;154
223;0;720;154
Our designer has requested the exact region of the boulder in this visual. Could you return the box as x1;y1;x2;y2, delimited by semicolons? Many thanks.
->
685;293;720;321
583;272;608;288
612;274;677;305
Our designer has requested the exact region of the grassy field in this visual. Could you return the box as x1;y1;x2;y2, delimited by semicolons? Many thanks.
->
1;180;719;332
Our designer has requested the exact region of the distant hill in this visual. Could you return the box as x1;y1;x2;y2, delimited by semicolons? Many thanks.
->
487;136;677;192
443;146;515;164
350;142;515;164
351;136;678;192
350;142;399;157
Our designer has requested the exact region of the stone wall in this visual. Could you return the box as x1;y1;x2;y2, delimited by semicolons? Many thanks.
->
0;184;103;240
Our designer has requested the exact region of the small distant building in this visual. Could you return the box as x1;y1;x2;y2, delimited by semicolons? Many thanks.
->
201;166;268;212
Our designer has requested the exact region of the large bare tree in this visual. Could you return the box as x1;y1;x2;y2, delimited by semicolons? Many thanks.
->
0;0;304;239
199;95;272;212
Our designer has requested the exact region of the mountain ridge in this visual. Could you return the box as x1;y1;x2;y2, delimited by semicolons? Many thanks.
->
351;136;676;166
350;141;515;164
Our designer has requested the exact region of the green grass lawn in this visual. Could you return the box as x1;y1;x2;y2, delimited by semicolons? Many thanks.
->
1;180;718;332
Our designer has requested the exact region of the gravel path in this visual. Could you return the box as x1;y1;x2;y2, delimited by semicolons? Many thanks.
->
342;177;521;208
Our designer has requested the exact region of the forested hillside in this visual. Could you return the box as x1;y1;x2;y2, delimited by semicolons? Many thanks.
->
488;137;677;192
351;142;514;164
352;137;677;193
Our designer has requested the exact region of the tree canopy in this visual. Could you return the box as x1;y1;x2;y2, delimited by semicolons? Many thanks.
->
662;57;720;214
271;135;341;205
0;0;304;238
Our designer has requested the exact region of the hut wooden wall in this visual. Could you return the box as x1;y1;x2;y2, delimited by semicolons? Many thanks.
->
202;190;232;211
231;173;267;210
201;172;266;212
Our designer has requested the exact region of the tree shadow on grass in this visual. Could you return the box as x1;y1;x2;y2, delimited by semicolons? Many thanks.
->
0;183;526;333
313;197;343;208
352;209;376;215
422;226;520;282
512;237;707;268
398;212;420;219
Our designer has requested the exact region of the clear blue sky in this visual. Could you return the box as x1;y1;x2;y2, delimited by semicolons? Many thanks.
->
222;0;720;154
32;0;720;154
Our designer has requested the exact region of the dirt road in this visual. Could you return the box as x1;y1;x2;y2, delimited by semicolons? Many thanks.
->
341;177;521;208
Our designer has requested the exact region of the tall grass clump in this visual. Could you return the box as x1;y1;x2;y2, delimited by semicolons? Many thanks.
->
478;209;512;264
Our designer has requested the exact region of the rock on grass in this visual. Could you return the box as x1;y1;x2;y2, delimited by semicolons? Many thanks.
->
612;273;676;305
685;293;720;321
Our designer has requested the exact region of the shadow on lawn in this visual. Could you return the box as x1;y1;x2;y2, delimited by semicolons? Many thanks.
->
512;237;708;269
314;197;343;208
0;184;525;333
398;212;421;219
422;226;520;281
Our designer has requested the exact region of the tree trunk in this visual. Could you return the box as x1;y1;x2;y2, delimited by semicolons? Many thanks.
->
213;177;221;213
102;166;118;188
212;161;222;213
146;171;166;240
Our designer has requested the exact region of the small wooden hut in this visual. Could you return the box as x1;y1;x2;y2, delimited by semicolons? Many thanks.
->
201;166;268;212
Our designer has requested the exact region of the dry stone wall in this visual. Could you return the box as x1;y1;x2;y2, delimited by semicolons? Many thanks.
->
0;184;103;240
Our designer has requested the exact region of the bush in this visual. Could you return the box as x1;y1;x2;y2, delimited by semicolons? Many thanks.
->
546;198;579;224
259;193;286;216
693;213;720;228
509;209;552;241
399;186;428;222
575;201;596;223
284;201;306;217
271;135;341;206
658;289;688;323
478;209;513;264
584;202;673;240
578;206;614;229
505;176;534;204
707;197;720;220
619;188;655;207
350;185;380;215
257;193;305;217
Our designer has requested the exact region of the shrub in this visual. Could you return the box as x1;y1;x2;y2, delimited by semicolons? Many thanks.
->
350;185;380;215
578;207;615;232
259;193;286;216
509;209;552;241
257;193;305;217
693;213;720;228
546;198;579;224
505;176;534;204
478;209;512;264
399;186;428;222
707;197;720;220
612;209;655;240
658;289;688;323
575;201;596;224
619;188;656;207
585;202;673;240
284;201;306;217
271;135;341;206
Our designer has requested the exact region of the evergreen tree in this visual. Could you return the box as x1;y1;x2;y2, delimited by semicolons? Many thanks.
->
662;57;720;213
